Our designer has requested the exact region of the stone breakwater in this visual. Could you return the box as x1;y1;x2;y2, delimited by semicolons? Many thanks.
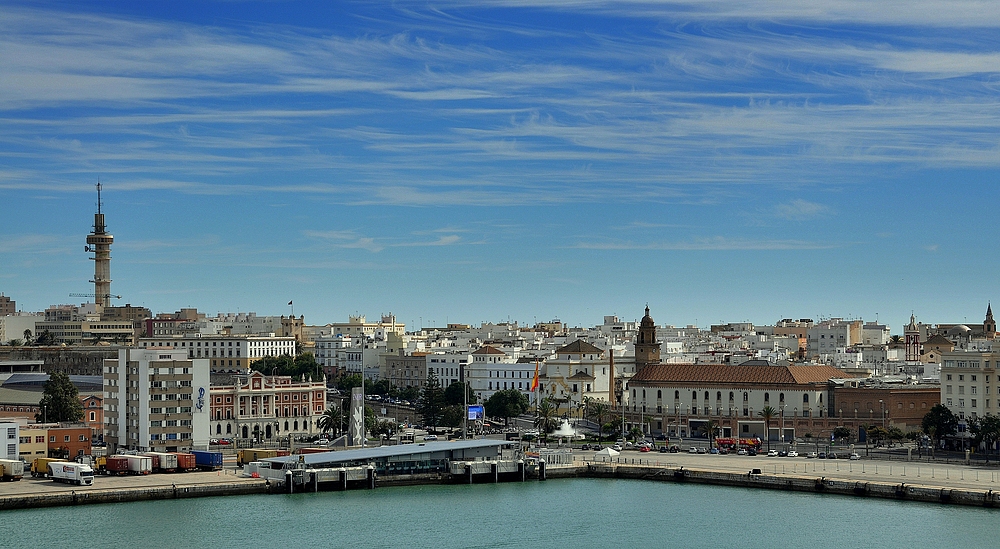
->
0;479;272;511
548;462;1000;508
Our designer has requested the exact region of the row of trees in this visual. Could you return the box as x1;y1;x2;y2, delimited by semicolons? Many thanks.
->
4;329;57;347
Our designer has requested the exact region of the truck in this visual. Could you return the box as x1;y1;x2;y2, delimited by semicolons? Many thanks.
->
48;462;95;486
237;448;289;467
0;458;24;481
191;450;223;471
125;455;152;475
31;457;62;478
105;455;130;475
173;452;197;472
144;452;178;473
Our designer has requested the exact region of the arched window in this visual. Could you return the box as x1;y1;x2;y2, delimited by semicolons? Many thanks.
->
285;421;289;431
803;394;809;403
729;392;734;401
692;391;697;401
779;393;784;403
642;390;646;398
226;423;231;434
764;393;770;402
716;391;722;401
704;391;709;401
657;390;662;399
743;392;749;402
216;424;221;434
675;390;680;399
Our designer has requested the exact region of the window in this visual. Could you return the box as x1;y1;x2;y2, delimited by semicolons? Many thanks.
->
79;435;86;441
947;374;953;381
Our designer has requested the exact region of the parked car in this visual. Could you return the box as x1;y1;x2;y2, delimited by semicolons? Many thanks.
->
689;446;698;454
818;452;827;459
659;446;669;453
806;452;817;458
767;449;779;457
849;453;861;460
696;446;707;454
612;444;623;452
709;448;719;454
778;450;788;457
747;448;758;456
423;434;438;441
787;450;799;457
737;448;748;456
639;446;651;453
669;445;680;453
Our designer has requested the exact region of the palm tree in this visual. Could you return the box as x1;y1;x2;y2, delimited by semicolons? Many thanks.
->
317;405;342;436
759;406;778;452
702;419;719;449
590;401;610;444
535;398;558;440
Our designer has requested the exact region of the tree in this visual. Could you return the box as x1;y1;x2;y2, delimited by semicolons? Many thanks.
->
758;406;777;452
35;330;56;346
922;404;958;456
587;401;611;444
628;425;643;443
833;426;851;442
317;405;343;436
23;329;33;345
337;373;364;392
442;405;464;428
444;381;477;406
867;426;889;447
969;414;1000;460
36;371;83;423
702;419;719;449
534;397;559;439
484;389;529;426
417;371;446;432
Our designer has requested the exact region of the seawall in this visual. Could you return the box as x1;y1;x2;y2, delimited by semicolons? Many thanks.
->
0;479;271;511
546;462;1000;508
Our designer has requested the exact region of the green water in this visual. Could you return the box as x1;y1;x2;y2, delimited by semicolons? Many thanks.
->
3;479;999;548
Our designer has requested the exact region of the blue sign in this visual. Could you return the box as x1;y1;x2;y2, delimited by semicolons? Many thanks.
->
467;405;484;421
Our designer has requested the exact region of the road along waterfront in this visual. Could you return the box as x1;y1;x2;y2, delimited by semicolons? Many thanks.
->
2;478;999;549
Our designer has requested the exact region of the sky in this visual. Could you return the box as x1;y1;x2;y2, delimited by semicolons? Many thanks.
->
2;1;1000;332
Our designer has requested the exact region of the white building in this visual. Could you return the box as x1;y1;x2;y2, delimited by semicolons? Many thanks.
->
138;334;296;373
103;348;211;453
940;350;1000;421
2;421;19;460
0;314;41;345
465;346;536;403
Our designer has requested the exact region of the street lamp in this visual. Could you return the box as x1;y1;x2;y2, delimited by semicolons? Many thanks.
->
780;405;785;449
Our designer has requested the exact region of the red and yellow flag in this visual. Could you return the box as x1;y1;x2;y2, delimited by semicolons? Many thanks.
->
530;359;539;391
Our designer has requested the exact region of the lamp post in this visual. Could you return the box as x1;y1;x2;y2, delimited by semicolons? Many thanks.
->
780;404;785;450
462;362;467;440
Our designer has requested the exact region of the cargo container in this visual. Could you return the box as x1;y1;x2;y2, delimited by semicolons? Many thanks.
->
105;455;130;475
0;458;24;481
126;455;152;475
173;452;197;472
296;447;331;455
191;450;223;470
31;457;62;478
49;462;95;486
237;448;283;467
144;452;178;472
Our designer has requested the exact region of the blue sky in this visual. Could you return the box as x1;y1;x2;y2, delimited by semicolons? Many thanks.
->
2;1;999;331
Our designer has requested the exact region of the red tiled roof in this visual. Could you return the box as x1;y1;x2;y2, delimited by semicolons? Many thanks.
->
555;340;604;354
472;345;507;355
631;363;846;386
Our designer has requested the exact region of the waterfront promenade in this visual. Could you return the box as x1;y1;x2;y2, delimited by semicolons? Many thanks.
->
4;452;1000;510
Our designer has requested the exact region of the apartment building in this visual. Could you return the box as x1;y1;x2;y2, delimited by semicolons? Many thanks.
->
2;420;17;460
138;334;296;373
103;348;210;453
939;350;1000;420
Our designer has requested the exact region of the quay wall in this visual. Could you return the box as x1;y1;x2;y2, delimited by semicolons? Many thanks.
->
0;479;271;511
544;463;1000;508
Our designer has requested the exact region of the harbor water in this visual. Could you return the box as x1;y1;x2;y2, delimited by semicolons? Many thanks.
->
4;478;1000;548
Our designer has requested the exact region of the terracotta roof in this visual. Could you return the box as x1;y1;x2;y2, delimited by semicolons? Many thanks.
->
555;340;604;355
923;334;954;346
472;345;506;355
630;363;846;386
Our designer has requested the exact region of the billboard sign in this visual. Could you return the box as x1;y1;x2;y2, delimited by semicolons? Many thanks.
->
467;405;484;421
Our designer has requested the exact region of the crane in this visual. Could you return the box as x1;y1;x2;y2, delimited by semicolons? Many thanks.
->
69;293;122;301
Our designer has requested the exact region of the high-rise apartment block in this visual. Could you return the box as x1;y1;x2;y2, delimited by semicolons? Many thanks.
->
103;348;210;453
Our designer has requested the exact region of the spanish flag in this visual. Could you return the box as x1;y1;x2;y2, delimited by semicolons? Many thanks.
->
530;359;539;391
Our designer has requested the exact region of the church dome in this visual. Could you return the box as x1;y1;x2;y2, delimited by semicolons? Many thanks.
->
640;306;655;327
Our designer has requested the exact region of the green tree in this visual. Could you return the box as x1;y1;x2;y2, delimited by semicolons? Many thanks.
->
252;353;322;380
833;426;851;442
867;425;889;447
418;372;446;432
444;381;477;406
23;329;33;345
758;405;778;452
534;397;559;439
35;330;57;346
587;400;610;444
442;405;465;428
36;371;83;423
702;419;719;448
628;425;643;443
484;389;530;426
922;404;958;456
317;405;343;436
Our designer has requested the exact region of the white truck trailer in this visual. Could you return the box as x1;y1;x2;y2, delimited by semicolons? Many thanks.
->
49;462;95;486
